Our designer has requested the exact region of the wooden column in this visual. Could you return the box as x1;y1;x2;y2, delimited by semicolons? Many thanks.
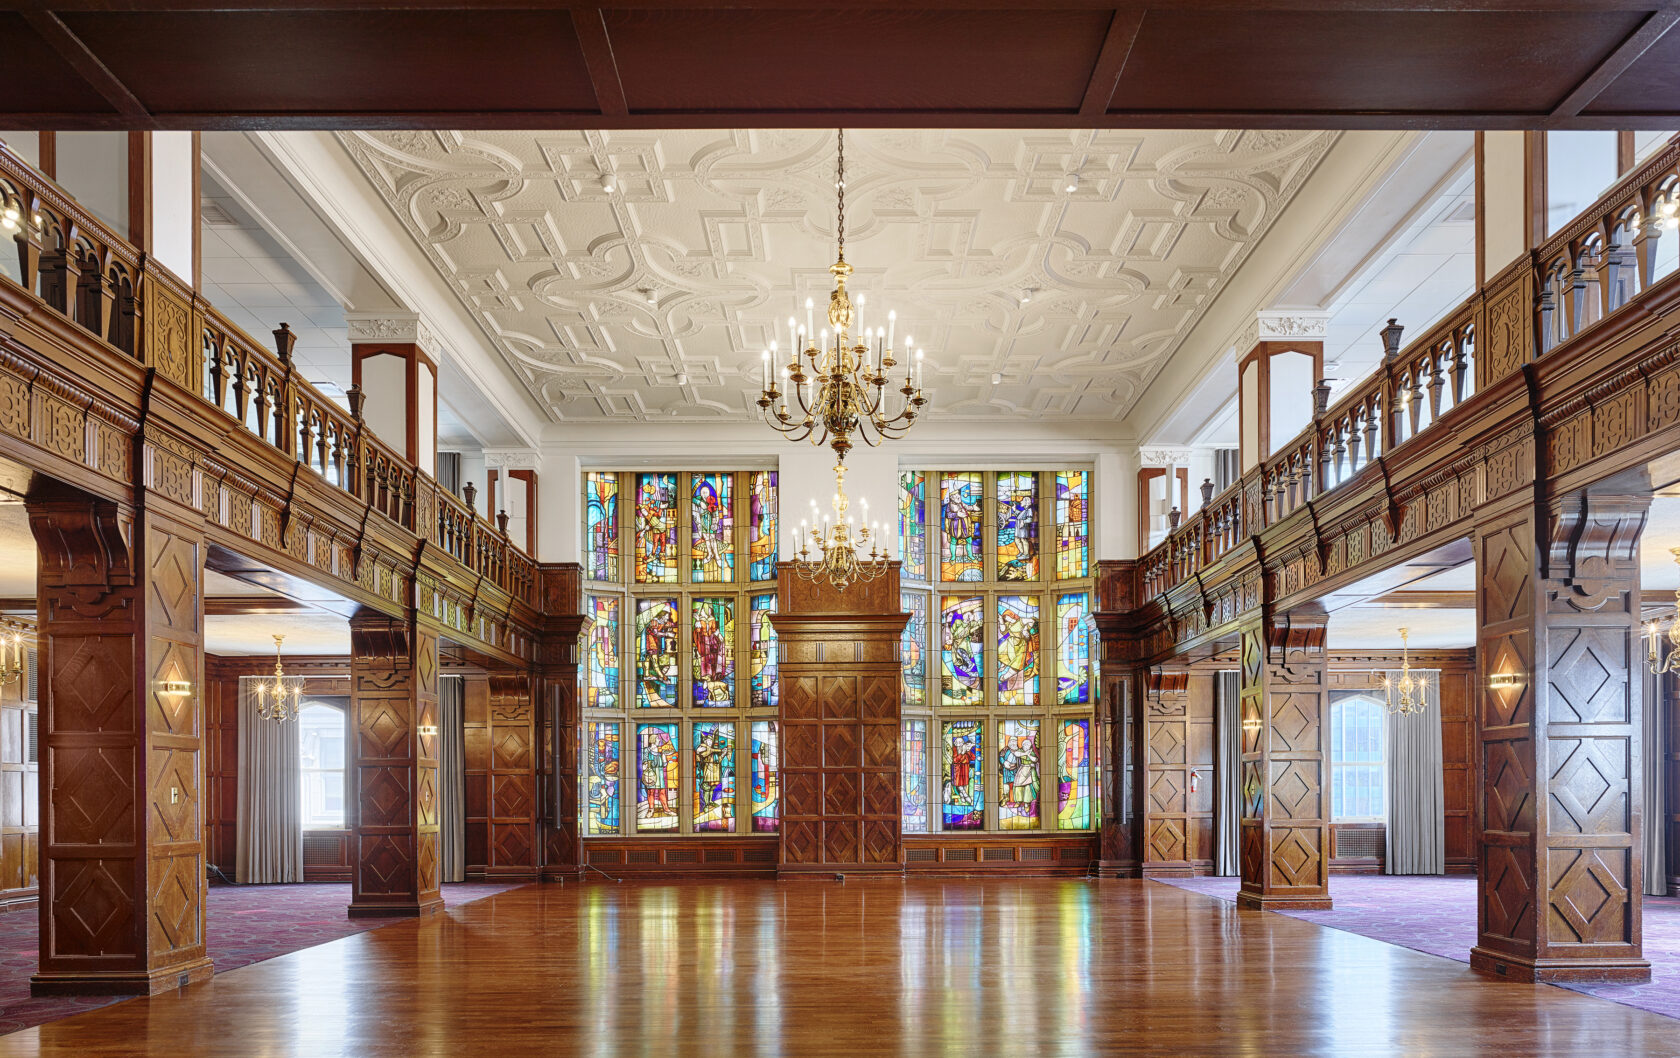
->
348;612;441;918
1237;604;1331;910
1094;559;1140;877
537;564;586;879
483;673;538;877
27;491;211;994
772;564;906;875
1472;489;1651;981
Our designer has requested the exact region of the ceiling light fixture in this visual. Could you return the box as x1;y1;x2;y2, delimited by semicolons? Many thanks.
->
1381;628;1431;717
0;621;30;688
599;172;617;194
1064;172;1081;193
792;464;888;591
1020;288;1034;305
755;128;930;465
1645;546;1680;674
255;634;304;723
991;372;1002;385
642;287;657;306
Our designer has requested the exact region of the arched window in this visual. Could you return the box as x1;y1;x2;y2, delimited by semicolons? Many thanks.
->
1330;694;1386;822
299;701;347;829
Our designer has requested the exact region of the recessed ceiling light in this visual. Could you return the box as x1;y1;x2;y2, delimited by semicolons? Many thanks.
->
641;288;657;305
1063;172;1081;193
991;372;1002;386
599;172;617;194
1020;288;1035;305
676;373;688;386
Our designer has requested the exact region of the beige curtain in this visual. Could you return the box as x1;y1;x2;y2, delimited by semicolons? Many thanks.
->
1214;670;1242;876
1384;670;1445;875
236;676;303;884
439;675;466;884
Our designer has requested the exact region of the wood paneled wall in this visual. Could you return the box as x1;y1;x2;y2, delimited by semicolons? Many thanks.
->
0;660;39;909
463;674;540;879
1142;671;1215;876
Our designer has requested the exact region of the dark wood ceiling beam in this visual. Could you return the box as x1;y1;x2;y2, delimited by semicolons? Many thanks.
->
1550;4;1680;118
18;7;153;124
572;7;628;118
1079;8;1144;117
14;1;1669;11
204;596;318;616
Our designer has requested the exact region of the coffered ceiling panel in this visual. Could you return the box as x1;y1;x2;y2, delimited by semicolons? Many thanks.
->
338;127;1335;423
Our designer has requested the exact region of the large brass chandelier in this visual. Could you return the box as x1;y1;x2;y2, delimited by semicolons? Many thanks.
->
792;463;890;591
1644;546;1680;675
255;634;304;723
1382;627;1431;717
755;129;928;464
0;621;30;688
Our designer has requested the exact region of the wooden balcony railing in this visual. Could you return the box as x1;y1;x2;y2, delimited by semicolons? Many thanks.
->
0;144;538;607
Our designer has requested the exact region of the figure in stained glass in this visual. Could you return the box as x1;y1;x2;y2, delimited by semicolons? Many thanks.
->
1058;719;1092;830
751;720;779;831
750;594;778;709
996;472;1039;580
998;719;1041;829
1056;592;1092;705
636;723;679;830
693;722;736;831
901;591;926;708
1055;470;1090;580
941;596;983;706
587;596;620;710
586;722;620;835
749;471;778;581
940;472;982;581
942;720;984;830
691;472;735;582
899;472;927;581
691;597;734;707
902;719;928;833
635;473;678;583
585;472;618;581
636;598;679;708
997;595;1040;705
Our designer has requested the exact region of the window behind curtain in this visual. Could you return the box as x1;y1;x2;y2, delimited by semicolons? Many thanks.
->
1330;694;1385;822
299;701;347;828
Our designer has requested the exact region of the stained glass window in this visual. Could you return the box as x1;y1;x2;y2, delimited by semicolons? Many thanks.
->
899;471;927;581
902;719;928;834
690;597;735;708
939;472;983;582
635;473;678;583
1056;592;1092;706
750;593;777;709
587;596;620;710
751;720;779;832
1057;719;1092;830
635;723;679;831
941;595;983;707
995;472;1039;581
997;595;1040;705
693;721;736;832
901;591;927;708
586;472;618;581
691;472;735;583
997;718;1041;830
942;720;984;830
749;470;778;581
635;598;679;708
1055;471;1089;580
586;722;620;835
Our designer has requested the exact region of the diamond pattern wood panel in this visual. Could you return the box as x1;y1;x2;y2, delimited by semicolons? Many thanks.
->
486;675;537;873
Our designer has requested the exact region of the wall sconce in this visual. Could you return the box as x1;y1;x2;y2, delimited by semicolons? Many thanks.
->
157;680;194;699
1487;673;1522;691
417;724;439;737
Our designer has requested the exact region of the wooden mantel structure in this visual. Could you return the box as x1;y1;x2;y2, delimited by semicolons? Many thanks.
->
2;132;1680;987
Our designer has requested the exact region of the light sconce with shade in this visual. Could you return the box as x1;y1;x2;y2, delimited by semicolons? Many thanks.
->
1487;672;1523;691
157;680;194;700
1644;546;1680;676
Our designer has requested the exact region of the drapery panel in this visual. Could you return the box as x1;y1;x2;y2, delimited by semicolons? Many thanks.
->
1644;667;1668;896
235;676;304;884
440;675;467;884
1384;670;1444;875
1214;670;1241;877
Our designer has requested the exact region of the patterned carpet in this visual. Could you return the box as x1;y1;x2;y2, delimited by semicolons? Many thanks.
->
1154;874;1680;1021
0;881;527;1036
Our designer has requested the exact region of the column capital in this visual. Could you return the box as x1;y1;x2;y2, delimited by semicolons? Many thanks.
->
345;311;444;359
483;446;543;472
1237;309;1330;355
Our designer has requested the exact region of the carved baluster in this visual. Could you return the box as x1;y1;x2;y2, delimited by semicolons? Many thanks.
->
38;232;79;318
1601;216;1629;313
1365;394;1383;459
1451;327;1470;407
272;323;298;456
1404;364;1423;437
75;251;114;343
1566;244;1589;339
1427;345;1445;421
13;200;43;293
1635;188;1662;292
111;268;138;356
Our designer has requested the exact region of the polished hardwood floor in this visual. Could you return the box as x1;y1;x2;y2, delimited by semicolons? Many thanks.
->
1;878;1675;1056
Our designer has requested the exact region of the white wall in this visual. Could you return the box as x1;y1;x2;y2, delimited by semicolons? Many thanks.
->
0;133;40;170
150;131;196;283
1268;350;1318;456
359;353;408;457
55;132;129;235
1481;131;1528;284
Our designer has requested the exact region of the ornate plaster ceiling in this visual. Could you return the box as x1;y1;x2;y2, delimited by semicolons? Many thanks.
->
338;128;1336;423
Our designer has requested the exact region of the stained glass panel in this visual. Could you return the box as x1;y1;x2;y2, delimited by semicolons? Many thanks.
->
997;595;1040;705
1056;592;1093;706
941;720;984;830
901;591;927;708
691;597;735;707
693;721;736;832
940;595;983;707
586;722;620;835
899;471;927;581
691;472;735;583
634;473;678;583
750;593;778;709
635;723;679;831
751;720;779;832
1055;470;1090;580
635;598;679;709
749;471;778;581
997;718;1042;830
995;471;1039;581
586;595;620;710
1057;719;1092;830
939;472;983;582
902;719;928;833
585;472;618;581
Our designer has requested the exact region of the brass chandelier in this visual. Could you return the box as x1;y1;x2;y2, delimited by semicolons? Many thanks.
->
1644;546;1680;675
791;463;890;591
255;634;304;723
0;621;30;688
1382;627;1431;717
755;129;928;464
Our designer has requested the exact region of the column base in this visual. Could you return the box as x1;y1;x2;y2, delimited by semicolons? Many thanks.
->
1236;889;1332;911
1095;860;1141;878
31;956;214;997
1470;947;1652;983
347;895;445;919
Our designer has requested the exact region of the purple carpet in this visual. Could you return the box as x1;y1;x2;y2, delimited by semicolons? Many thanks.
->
0;881;527;1036
1154;874;1680;1021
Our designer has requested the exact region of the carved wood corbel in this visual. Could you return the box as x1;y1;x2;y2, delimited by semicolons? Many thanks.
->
27;497;135;617
1546;489;1650;612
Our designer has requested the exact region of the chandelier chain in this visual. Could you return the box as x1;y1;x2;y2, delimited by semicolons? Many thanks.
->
835;128;845;262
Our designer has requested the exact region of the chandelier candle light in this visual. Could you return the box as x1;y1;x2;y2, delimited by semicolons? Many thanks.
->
792;463;890;591
1645;546;1680;675
756;129;929;463
255;634;305;723
0;622;28;688
1381;627;1431;717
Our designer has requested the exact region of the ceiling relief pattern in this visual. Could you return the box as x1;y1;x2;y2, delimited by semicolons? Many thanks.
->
338;129;1336;423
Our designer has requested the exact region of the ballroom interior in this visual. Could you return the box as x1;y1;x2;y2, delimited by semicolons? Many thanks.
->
0;3;1679;1054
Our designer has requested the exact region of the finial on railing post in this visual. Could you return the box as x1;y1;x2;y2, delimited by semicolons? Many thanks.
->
1313;378;1332;416
463;481;477;514
1168;506;1181;532
497;509;509;537
1200;478;1215;506
347;383;364;421
1380;318;1404;364
272;322;296;365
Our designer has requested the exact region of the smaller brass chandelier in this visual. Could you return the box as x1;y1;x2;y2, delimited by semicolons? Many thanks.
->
0;621;30;688
1382;627;1431;717
792;463;889;591
255;634;304;723
755;129;929;463
1644;546;1680;675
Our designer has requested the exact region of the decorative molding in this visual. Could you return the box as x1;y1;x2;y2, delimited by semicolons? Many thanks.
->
1138;445;1196;467
344;311;442;360
1237;310;1330;355
483;447;543;472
